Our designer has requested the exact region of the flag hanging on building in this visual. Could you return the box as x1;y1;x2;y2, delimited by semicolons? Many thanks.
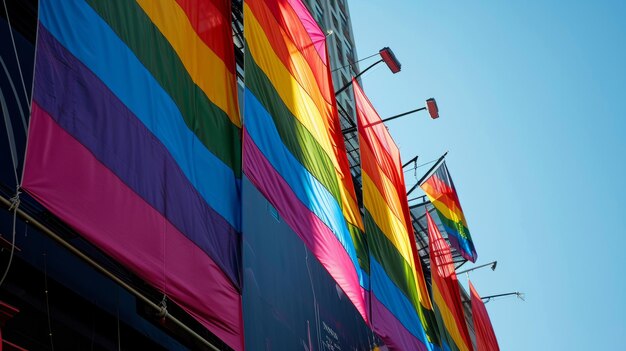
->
427;211;474;351
469;281;500;351
354;79;438;351
421;161;477;262
242;0;368;320
22;0;243;348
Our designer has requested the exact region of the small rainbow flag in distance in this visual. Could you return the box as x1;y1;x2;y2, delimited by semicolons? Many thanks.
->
421;161;477;262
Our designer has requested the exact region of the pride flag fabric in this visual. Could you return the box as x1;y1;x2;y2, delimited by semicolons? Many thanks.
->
427;211;474;351
22;0;243;348
470;281;500;351
242;0;368;320
354;80;438;351
421;161;477;262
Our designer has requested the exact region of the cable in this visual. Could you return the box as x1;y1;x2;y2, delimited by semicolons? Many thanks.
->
331;52;379;72
43;253;56;351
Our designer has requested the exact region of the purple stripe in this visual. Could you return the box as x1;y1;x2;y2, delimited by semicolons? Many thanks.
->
371;294;429;351
34;26;240;286
22;106;243;350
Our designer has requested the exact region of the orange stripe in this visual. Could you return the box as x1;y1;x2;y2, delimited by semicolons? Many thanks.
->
247;0;332;104
421;174;463;212
421;182;468;228
136;0;240;126
174;0;236;74
245;1;333;122
361;140;406;227
244;3;362;231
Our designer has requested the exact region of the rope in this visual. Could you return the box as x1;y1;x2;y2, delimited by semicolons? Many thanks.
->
2;0;31;109
0;56;27;132
0;188;19;287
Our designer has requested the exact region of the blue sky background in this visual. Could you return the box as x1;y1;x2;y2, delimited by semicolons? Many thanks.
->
347;1;626;350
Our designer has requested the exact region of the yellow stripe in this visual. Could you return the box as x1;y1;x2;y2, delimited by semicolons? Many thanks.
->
433;283;471;351
248;1;333;109
245;6;362;230
244;6;336;165
362;172;415;266
368;155;407;226
428;197;469;229
421;183;468;228
136;0;240;126
340;183;364;230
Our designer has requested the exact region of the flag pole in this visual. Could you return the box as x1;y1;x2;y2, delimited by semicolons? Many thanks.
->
402;155;419;169
406;151;448;196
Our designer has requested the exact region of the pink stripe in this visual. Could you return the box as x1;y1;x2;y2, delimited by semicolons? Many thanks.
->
371;295;428;351
243;132;367;321
22;106;243;350
285;0;327;65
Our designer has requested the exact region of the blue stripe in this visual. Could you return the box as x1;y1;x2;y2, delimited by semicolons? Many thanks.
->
244;88;360;277
442;223;476;261
370;256;430;345
38;0;240;229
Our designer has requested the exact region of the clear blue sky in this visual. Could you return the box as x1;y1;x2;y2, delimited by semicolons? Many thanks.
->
347;1;626;350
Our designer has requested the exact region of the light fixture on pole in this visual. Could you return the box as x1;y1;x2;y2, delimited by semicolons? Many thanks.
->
341;97;439;134
456;261;498;275
482;291;525;303
334;47;401;98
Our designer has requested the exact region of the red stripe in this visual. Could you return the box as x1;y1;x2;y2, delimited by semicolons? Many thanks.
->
257;0;327;65
470;281;500;351
246;0;333;104
422;173;464;215
174;0;236;73
23;108;243;350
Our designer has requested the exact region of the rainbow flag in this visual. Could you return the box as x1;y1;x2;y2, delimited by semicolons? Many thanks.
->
427;211;474;351
22;0;243;348
242;0;368;320
469;281;500;351
354;80;439;350
421;161;477;262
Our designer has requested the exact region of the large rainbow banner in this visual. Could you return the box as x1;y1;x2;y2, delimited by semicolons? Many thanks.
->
242;0;368;320
354;80;438;350
421;161;477;262
22;0;243;348
427;211;474;351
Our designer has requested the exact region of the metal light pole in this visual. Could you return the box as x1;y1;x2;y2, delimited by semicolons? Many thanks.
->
334;47;401;98
457;261;498;275
341;97;439;134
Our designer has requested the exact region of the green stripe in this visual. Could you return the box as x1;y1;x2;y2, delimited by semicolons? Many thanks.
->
86;0;241;175
365;209;441;344
420;290;441;347
434;304;462;351
245;51;346;213
434;208;471;240
364;210;421;310
348;222;369;274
